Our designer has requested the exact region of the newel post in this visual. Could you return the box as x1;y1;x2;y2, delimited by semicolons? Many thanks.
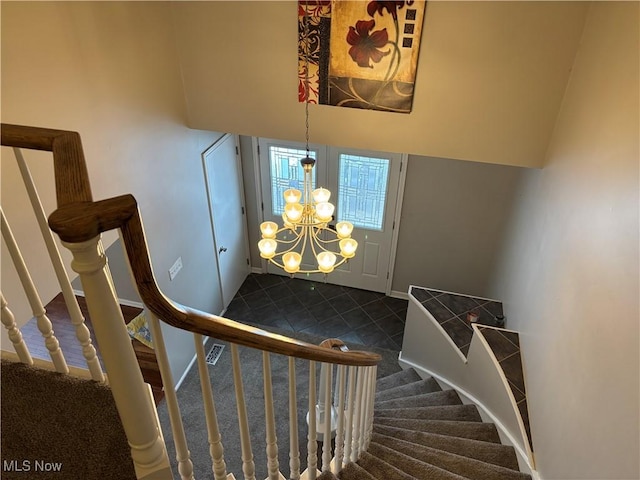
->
63;236;171;480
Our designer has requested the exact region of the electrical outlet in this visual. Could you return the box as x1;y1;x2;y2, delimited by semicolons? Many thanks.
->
168;257;182;281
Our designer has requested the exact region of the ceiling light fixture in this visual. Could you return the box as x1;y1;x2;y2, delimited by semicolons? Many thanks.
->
257;4;357;275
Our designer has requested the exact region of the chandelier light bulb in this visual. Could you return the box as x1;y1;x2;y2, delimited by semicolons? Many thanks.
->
312;187;331;203
335;221;353;239
339;238;358;258
260;221;278;239
282;251;302;273
315;202;334;222
258;238;277;259
284;188;302;204
284;203;304;222
317;251;336;273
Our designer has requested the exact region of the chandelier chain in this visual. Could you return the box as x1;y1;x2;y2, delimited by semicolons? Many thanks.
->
304;1;310;156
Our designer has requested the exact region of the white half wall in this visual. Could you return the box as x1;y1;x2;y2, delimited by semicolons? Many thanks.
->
489;3;639;479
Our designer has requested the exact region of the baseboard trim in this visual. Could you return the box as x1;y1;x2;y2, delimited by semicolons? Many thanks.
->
398;351;540;480
72;289;144;309
389;289;409;300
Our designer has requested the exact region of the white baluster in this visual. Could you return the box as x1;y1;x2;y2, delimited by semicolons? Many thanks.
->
0;293;33;365
343;366;356;463
333;364;347;471
358;367;373;453
307;361;318;480
231;343;256;480
321;363;332;472
362;366;377;451
194;334;227;480
63;237;170;479
263;351;280;480
350;367;365;460
148;313;194;480
13;147;103;382
288;357;301;480
1;208;67;373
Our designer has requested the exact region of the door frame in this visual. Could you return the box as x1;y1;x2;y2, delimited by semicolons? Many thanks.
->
202;133;251;308
253;136;407;295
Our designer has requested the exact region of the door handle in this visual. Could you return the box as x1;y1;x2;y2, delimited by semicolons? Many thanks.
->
218;246;228;254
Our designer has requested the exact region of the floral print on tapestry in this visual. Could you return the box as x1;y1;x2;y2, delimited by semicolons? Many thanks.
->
298;0;427;113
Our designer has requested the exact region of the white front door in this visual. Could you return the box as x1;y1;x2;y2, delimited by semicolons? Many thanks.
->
258;138;404;293
326;147;403;292
203;134;250;308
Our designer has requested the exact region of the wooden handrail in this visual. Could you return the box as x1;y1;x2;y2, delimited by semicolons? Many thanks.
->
3;124;381;367
1;124;92;206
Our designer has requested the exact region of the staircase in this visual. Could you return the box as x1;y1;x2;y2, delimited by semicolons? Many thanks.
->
320;368;531;480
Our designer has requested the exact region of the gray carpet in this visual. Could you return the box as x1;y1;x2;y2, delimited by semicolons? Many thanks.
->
156;328;403;480
0;360;135;480
315;368;532;480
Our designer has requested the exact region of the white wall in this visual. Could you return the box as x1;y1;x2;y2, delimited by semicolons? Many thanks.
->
393;155;527;297
171;1;588;168
490;3;639;479
1;2;224;383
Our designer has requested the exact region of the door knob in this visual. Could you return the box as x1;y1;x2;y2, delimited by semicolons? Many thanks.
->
218;246;228;254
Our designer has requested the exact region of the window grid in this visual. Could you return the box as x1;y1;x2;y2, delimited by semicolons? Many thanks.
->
337;154;390;231
269;146;316;215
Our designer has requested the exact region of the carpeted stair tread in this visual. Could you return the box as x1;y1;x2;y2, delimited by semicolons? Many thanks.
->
357;451;418;480
373;433;532;480
374;417;501;443
317;470;339;480
338;462;378;480
375;389;462;409
1;360;135;480
375;368;422;392
367;441;469;480
375;377;442;402
375;404;482;422
373;424;520;470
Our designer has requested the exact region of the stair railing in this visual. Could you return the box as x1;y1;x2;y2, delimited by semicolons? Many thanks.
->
1;144;103;381
1;123;382;480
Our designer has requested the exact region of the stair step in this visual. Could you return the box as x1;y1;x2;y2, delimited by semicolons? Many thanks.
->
375;389;462;409
373;424;520;470
357;451;417;480
367;441;469;480
338;462;377;480
373;433;532;480
376;368;422;392
317;470;338;480
375;404;482;422
375;377;442;402
374;417;501;443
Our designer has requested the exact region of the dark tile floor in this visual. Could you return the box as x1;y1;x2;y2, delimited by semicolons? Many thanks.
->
410;286;504;356
225;273;409;351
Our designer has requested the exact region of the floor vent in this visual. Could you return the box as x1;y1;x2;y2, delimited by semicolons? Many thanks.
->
206;344;225;366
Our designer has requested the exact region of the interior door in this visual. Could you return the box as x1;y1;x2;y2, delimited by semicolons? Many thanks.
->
203;134;250;308
258;138;404;293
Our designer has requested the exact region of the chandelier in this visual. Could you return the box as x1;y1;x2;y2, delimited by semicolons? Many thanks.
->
257;6;357;275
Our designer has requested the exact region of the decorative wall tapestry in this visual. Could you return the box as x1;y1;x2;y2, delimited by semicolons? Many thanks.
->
298;0;427;113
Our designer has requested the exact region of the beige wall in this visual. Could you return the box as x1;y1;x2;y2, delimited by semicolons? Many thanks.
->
171;1;588;168
1;2;224;383
490;3;639;478
393;155;526;297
